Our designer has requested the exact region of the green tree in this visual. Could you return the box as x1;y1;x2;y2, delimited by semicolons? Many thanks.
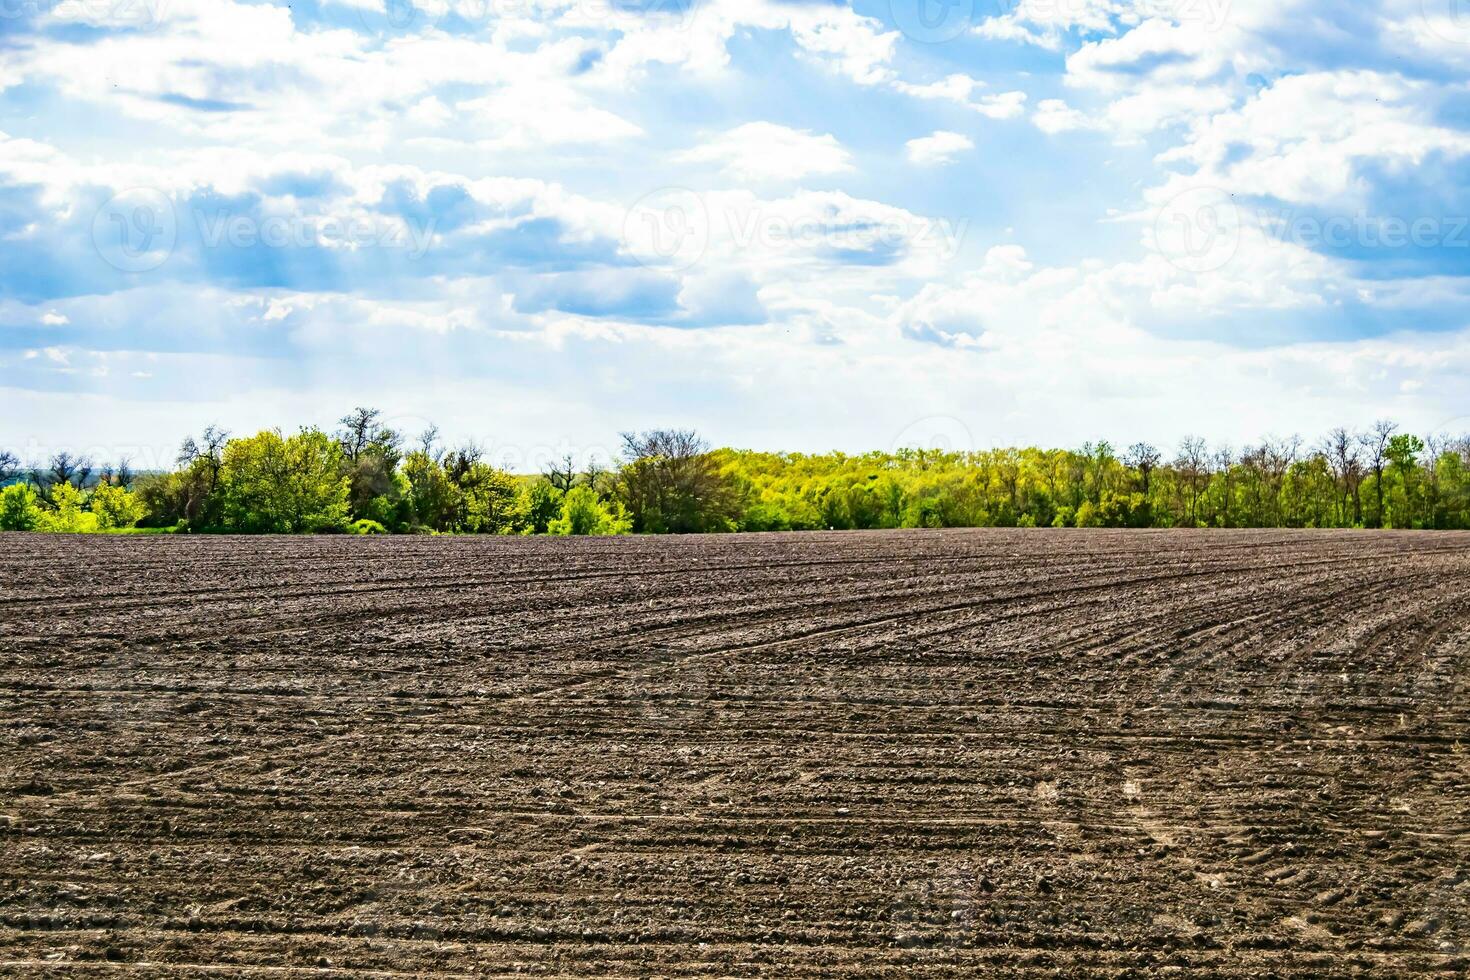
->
618;429;741;533
403;449;457;531
90;483;145;530
138;424;232;528
519;480;562;535
219;429;350;533
336;407;403;520
0;484;41;531
40;481;96;533
1386;433;1426;527
457;463;522;534
550;486;632;536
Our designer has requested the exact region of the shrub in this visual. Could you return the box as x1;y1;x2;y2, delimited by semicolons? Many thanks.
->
518;480;562;535
458;463;522;534
91;483;145;530
549;486;632;536
0;484;41;531
352;519;388;535
39;481;97;533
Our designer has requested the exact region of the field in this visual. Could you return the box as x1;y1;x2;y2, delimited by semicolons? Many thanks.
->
1;529;1468;977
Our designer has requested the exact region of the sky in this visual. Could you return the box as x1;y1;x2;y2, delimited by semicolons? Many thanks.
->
2;0;1470;469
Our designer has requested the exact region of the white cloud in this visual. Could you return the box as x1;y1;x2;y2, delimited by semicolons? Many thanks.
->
678;123;853;183
975;91;1030;120
4;0;1470;455
1155;71;1470;208
1032;99;1100;134
906;131;974;167
892;75;1027;119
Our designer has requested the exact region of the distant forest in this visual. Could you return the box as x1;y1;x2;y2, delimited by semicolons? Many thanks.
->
2;411;1468;535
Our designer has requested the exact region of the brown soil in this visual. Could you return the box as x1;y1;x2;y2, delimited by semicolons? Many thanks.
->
1;529;1467;977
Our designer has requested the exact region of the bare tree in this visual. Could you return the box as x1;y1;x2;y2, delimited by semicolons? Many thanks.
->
584;454;607;497
416;425;443;462
179;425;229;489
1322;428;1362;526
1262;435;1300;526
545;453;577;494
1174;437;1209;526
1423;433;1447;529
0;450;18;484
1124;442;1161;496
1358;420;1397;529
42;451;92;491
338;407;385;462
1211;444;1235;527
444;443;483;486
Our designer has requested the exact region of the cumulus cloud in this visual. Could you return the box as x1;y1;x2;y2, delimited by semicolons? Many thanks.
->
2;0;1469;453
906;131;975;167
677;123;853;183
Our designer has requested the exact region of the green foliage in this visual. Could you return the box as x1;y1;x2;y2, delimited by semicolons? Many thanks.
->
403;450;456;531
219;429;350;533
337;408;404;521
40;481;97;533
90;482;145;530
457;463;522;535
31;415;1470;535
618;430;742;533
549;486;632;536
519;480;562;535
0;484;41;531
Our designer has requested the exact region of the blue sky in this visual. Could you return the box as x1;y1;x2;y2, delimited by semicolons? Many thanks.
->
2;0;1470;468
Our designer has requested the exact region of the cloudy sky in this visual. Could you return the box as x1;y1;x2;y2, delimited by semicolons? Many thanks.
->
2;0;1469;467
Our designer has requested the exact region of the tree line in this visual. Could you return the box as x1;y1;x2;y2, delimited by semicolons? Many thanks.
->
2;412;1469;534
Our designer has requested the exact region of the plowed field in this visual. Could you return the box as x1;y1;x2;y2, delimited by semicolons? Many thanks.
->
1;529;1468;977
